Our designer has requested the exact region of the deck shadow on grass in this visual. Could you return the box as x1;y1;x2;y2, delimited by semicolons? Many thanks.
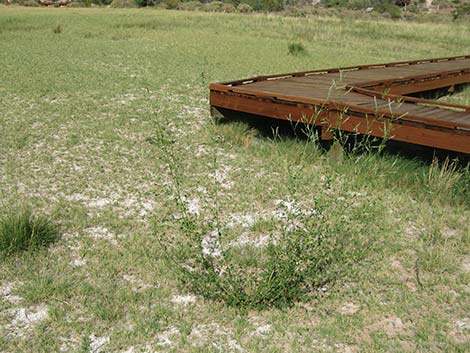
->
213;107;470;167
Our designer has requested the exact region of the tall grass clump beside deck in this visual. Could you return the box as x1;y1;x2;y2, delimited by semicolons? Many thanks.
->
0;206;59;256
420;157;470;204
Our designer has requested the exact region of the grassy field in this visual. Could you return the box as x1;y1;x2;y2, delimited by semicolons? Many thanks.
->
1;7;469;353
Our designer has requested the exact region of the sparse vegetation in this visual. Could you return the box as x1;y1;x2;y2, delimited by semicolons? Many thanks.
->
0;7;469;352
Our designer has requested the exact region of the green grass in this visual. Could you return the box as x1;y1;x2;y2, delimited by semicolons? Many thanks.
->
440;86;470;106
0;7;469;353
287;42;306;56
0;206;59;255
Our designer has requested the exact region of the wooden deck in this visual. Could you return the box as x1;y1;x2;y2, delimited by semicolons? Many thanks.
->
209;55;470;154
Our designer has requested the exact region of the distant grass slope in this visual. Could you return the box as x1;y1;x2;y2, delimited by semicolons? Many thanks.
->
0;8;469;353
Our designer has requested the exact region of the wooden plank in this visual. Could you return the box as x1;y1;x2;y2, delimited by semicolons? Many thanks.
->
210;91;470;153
387;74;470;95
213;83;470;130
349;86;470;113
221;56;470;86
210;55;470;153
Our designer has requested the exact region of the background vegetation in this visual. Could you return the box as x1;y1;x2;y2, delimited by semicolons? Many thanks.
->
3;0;470;21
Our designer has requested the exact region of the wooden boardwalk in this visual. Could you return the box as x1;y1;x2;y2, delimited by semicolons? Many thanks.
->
209;55;470;154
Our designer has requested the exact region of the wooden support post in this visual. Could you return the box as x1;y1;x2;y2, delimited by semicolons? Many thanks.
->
321;126;334;141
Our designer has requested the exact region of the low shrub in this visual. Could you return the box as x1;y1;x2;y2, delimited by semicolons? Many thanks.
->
135;0;157;7
321;0;348;7
177;0;202;11
381;4;401;18
241;0;284;11
452;3;470;21
203;0;224;12
237;2;253;12
346;0;369;10
155;180;378;308
14;0;39;6
110;0;136;7
431;0;454;8
0;206;59;256
265;0;284;11
163;0;180;9
221;3;236;12
152;124;380;309
283;5;308;17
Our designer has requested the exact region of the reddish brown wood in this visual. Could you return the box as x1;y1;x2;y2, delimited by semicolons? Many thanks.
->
360;72;470;95
349;86;470;113
321;126;334;141
210;56;470;154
